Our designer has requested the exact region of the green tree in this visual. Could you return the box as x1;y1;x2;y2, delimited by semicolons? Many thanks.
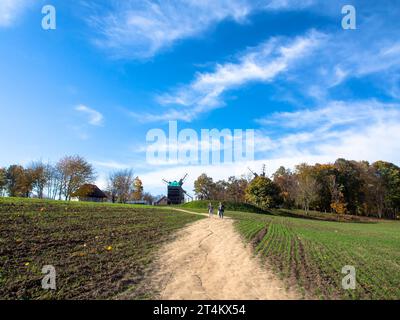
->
373;161;400;219
334;159;364;215
312;164;338;212
358;162;384;218
245;176;282;210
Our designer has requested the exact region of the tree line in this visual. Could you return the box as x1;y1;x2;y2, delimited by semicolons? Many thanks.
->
0;156;153;204
193;159;400;219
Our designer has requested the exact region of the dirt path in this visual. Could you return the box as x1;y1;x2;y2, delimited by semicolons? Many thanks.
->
148;211;300;300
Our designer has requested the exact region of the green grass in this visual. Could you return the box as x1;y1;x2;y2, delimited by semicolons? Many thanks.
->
182;200;266;214
228;210;400;300
2;197;399;300
182;200;375;223
0;198;203;300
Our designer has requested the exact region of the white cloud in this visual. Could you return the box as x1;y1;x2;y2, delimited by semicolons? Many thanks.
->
132;99;400;195
265;0;316;10
87;0;322;59
255;100;400;161
136;30;324;122
89;0;252;59
287;8;400;100
92;160;131;170
0;0;32;27
75;105;104;126
256;100;398;130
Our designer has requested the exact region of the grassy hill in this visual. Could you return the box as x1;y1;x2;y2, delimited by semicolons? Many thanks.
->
182;200;266;214
182;200;375;223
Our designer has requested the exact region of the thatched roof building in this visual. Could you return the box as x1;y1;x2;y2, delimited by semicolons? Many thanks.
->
71;184;107;202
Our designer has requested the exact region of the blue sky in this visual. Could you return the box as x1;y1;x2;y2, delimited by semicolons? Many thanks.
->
1;0;400;195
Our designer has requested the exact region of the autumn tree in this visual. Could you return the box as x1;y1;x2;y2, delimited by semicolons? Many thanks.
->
294;164;320;215
107;169;134;203
225;176;248;203
28;161;49;199
194;174;215;200
328;175;347;216
56;155;95;201
142;192;155;205
273;166;296;209
132;177;144;201
6;165;33;197
212;180;228;200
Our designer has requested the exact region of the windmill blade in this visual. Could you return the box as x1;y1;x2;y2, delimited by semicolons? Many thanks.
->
248;167;258;178
162;179;170;185
182;189;193;199
179;173;188;185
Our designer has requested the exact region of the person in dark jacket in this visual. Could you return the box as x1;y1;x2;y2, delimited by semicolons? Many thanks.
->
218;202;225;219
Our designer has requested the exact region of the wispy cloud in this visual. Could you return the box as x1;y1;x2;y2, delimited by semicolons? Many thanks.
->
283;5;400;101
86;0;322;60
256;100;398;130
134;99;400;194
134;30;325;122
254;100;400;160
88;0;252;59
92;160;131;170
0;0;32;27
264;0;316;10
75;104;104;126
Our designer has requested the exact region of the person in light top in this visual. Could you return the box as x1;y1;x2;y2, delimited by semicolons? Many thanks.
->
208;202;214;218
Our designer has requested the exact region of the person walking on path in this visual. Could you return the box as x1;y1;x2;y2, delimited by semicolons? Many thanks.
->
218;202;225;219
208;202;214;218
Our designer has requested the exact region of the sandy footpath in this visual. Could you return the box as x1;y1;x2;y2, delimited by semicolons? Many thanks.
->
148;210;300;300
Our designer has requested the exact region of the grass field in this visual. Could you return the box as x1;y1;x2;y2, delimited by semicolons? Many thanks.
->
1;198;399;300
229;210;400;300
0;198;202;300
